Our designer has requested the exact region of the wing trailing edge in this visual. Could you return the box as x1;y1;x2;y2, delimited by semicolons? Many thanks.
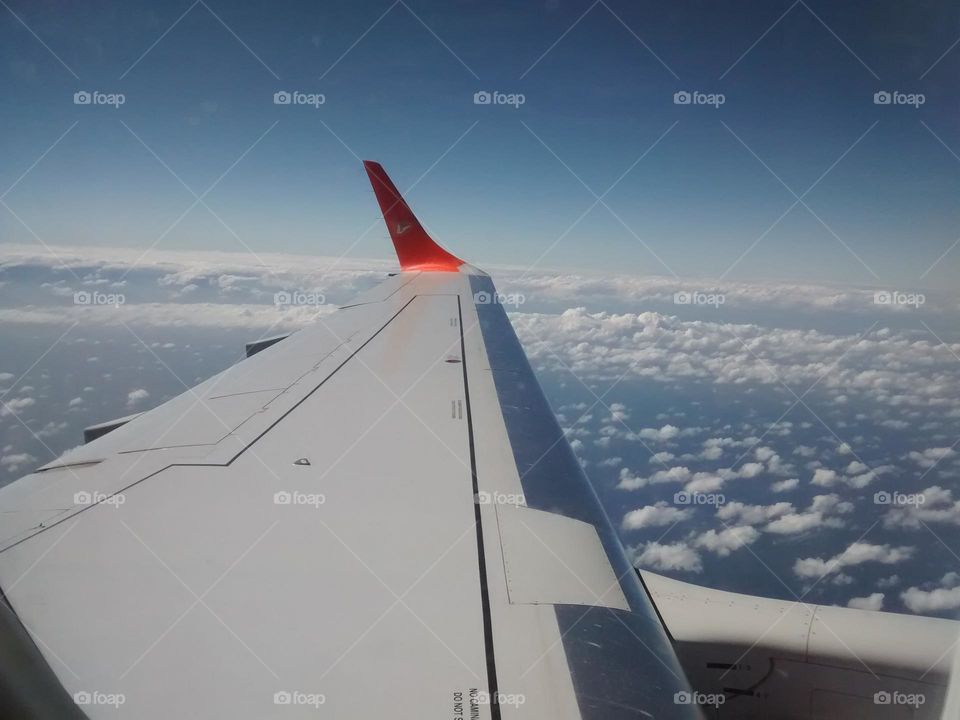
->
363;160;465;272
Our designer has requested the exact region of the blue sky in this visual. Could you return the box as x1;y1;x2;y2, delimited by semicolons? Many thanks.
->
1;0;959;288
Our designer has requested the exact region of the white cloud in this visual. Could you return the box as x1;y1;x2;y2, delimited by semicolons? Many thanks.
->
771;478;799;493
847;593;884;611
694;526;759;557
622;502;693;530
717;501;793;526
845;472;875;488
901;586;960;614
810;494;854;515
811;468;838;487
0;302;337;330
764;453;794;476
0;396;35;417
699;446;723;461
765;495;851;535
608;403;629;422
649;451;675;464
35;421;67;439
617;465;693;490
704;437;735;450
794;542;914;579
755;447;776;462
509;307;960;419
638;425;680;442
632;541;702;573
766;512;829;535
836;464;892;489
506;270;960;318
882;485;960;529
127;388;151;408
0;453;37;472
907;447;956;468
684;473;724;494
616;467;647;490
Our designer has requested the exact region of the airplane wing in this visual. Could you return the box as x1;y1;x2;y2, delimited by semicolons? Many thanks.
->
0;162;697;719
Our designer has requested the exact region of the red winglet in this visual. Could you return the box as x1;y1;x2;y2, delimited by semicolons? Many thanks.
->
363;161;464;272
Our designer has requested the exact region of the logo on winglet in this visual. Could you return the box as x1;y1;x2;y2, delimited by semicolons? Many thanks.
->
395;221;412;235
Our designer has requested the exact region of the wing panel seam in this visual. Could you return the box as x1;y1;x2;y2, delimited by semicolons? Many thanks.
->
458;295;502;720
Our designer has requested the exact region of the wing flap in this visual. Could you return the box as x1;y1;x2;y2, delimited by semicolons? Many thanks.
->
496;504;629;610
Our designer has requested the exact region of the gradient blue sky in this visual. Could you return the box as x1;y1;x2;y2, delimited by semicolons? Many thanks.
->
1;0;958;288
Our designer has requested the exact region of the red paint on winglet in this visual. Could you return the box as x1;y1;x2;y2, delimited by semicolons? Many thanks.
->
363;161;465;272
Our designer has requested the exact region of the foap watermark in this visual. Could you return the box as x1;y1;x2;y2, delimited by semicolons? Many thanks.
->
674;691;725;708
873;91;925;108
473;90;525;108
74;290;125;307
674;290;725;308
274;290;326;307
874;691;925;708
74;490;126;508
74;90;125;108
476;490;526;507
475;690;526;708
273;690;326;708
473;290;525;307
274;490;326;508
673;90;725;108
874;290;925;308
273;90;325;108
874;490;926;507
73;691;125;708
674;491;725;507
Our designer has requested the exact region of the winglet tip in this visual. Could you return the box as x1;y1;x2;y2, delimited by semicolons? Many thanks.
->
362;160;465;273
